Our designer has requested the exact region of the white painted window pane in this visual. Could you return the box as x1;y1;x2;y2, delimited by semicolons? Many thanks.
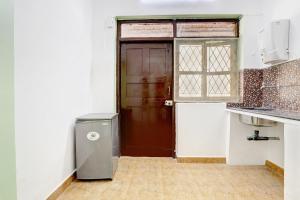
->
207;75;231;97
177;22;238;37
175;38;238;101
179;74;202;97
179;45;202;72
207;44;231;72
121;23;174;38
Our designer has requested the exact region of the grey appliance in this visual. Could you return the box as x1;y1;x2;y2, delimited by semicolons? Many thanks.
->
75;113;119;180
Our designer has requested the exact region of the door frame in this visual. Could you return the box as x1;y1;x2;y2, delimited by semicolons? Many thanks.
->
115;18;240;158
116;20;176;157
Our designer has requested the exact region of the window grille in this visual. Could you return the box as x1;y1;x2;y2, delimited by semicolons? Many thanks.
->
174;38;239;102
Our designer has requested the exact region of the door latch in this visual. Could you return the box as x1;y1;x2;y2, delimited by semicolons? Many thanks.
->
164;100;173;106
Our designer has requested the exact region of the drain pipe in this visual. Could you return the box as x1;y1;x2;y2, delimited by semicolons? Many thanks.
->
247;130;280;141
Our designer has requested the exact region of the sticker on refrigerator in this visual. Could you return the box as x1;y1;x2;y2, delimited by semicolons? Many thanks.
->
86;132;100;141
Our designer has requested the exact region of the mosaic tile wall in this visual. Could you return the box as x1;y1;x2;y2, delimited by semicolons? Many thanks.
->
228;59;300;112
242;69;263;107
262;59;300;112
227;69;263;108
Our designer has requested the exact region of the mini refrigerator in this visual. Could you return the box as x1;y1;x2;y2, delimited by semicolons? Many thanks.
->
75;113;119;180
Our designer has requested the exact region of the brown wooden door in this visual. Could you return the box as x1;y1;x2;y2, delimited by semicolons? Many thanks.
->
120;43;174;157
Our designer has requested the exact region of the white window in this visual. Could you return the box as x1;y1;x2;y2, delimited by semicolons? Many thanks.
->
120;23;174;38
174;38;239;102
176;21;238;38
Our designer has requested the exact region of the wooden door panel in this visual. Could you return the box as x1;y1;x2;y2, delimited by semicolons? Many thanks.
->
126;83;166;98
126;48;143;75
120;43;173;157
149;48;167;74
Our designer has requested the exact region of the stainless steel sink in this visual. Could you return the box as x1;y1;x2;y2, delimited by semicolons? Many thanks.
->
239;114;277;127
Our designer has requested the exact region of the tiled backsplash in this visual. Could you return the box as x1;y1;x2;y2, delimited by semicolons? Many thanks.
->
241;69;263;107
228;59;300;112
262;59;300;112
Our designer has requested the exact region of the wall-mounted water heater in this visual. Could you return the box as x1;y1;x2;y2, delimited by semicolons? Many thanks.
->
259;19;290;65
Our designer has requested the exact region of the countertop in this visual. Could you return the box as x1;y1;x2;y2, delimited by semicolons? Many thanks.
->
226;107;300;125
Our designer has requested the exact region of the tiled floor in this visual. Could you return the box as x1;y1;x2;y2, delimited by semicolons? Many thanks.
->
58;157;283;200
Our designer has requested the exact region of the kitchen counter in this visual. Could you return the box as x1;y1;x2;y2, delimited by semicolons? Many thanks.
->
227;107;300;200
226;107;300;125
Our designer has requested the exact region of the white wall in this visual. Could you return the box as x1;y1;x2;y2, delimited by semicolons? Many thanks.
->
176;103;227;157
284;124;300;200
227;113;284;166
263;0;300;60
266;124;284;168
239;15;264;69
14;0;93;199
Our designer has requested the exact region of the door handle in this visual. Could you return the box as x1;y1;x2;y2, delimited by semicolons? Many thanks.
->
164;100;173;107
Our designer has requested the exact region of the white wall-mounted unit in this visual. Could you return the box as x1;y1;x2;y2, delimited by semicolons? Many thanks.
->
259;19;290;65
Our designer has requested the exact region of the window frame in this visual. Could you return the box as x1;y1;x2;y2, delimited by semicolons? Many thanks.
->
176;21;238;38
120;22;174;39
118;19;239;41
174;38;239;102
